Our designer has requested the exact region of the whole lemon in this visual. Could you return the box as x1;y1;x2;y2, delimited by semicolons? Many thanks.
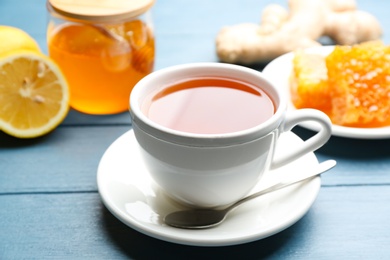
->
0;25;41;55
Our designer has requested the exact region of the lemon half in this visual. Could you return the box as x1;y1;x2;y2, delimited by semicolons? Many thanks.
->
0;50;69;138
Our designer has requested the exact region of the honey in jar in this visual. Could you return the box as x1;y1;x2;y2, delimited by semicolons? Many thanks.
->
47;0;155;114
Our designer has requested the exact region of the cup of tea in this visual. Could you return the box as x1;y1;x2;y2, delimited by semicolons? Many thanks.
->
129;63;332;208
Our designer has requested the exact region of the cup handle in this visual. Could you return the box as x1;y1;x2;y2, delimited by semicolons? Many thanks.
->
271;109;332;169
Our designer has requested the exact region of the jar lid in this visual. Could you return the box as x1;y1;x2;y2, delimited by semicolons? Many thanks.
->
47;0;155;22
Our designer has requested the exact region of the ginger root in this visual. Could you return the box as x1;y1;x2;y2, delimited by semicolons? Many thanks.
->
216;0;382;65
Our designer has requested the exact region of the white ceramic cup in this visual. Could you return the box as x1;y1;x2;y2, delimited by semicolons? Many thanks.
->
129;63;331;208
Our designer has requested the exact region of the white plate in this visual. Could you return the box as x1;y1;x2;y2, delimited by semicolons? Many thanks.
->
97;129;322;247
262;45;390;139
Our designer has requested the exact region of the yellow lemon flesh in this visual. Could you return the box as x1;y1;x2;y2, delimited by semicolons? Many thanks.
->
0;51;69;138
0;25;41;54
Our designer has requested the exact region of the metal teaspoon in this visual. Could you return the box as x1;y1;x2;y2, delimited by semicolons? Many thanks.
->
164;159;336;229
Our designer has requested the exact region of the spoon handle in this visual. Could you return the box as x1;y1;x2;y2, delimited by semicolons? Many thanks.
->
225;159;337;212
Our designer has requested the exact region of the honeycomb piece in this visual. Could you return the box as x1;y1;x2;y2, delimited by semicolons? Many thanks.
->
326;41;390;127
290;51;332;113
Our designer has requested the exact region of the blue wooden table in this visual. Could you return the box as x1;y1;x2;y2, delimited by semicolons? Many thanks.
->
1;0;390;258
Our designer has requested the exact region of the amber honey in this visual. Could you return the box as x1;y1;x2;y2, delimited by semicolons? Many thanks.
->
142;77;275;134
47;0;155;114
48;20;154;114
291;41;390;127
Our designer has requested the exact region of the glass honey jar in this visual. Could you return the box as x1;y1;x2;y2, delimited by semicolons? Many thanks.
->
47;0;155;114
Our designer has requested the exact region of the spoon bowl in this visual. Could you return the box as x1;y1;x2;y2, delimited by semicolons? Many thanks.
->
164;159;336;229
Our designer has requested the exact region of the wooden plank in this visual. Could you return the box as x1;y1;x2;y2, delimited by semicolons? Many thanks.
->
0;126;130;193
0;186;389;259
61;110;132;126
2;125;390;193
294;127;390;186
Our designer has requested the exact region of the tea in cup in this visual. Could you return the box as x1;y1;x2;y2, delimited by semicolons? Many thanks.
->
129;63;332;208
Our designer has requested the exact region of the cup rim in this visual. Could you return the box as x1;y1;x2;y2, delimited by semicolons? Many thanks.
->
129;62;287;147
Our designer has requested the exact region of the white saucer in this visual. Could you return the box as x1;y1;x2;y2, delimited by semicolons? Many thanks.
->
262;45;390;139
97;129;321;247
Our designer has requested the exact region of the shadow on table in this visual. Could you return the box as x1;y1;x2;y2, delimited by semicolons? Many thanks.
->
292;126;390;159
0;131;52;147
100;204;313;259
